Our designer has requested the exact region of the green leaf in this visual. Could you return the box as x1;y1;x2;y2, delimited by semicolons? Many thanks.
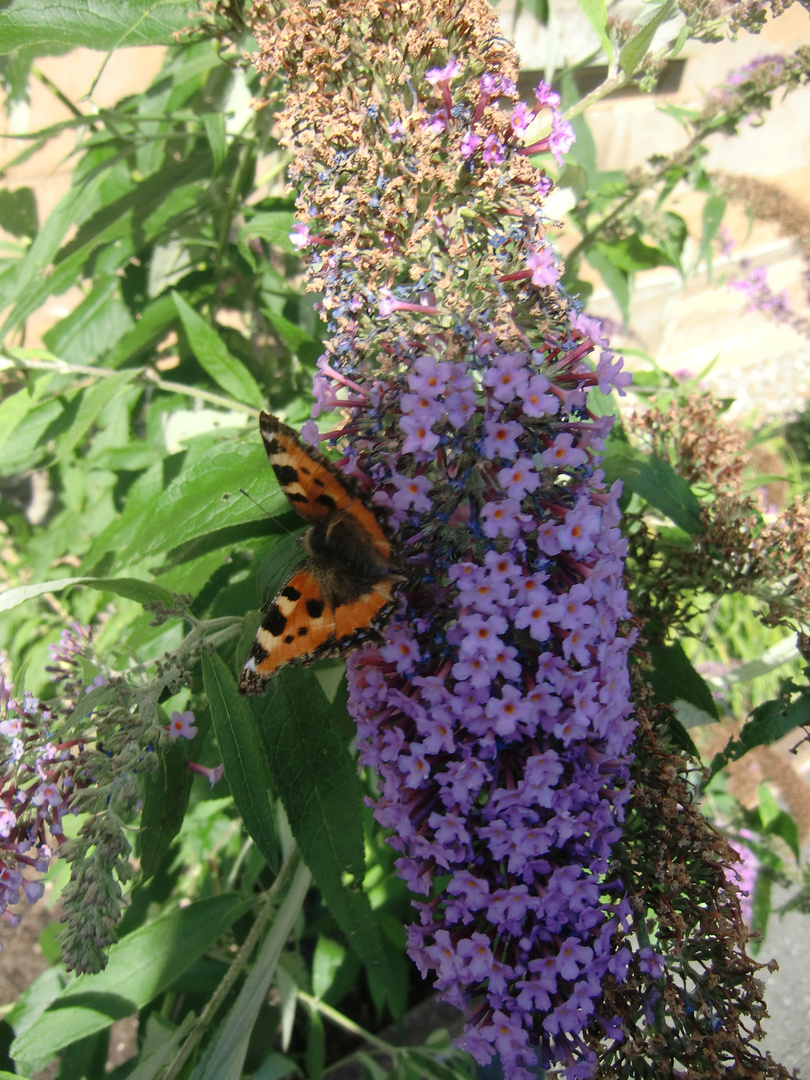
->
51;371;137;462
575;0;614;65
647;642;719;721
757;785;800;859
5;967;72;1076
113;436;283;566
0;187;38;239
253;1052;302;1080
697;194;727;274
584;247;629;325
138;723;193;881
748;866;771;955
709;683;810;777
118;1014;197;1080
104;293;180;369
3;156;212;334
65;682;124;728
42;276;135;365
739;688;810;756
0;387;33;451
262;307;316;354
594;235;675;273
0;0;194;55
0;170;113;334
11;895;247;1066
658;212;688;274
238;209;298;270
0;576;180;615
602;448;704;534
619;0;676;77
192;861;311;1080
172;292;264;408
670;21;690;58
259;667;398;1010
705;635;799;689
202;112;228;174
514;0;549;25
203;653;280;874
312;936;348;1000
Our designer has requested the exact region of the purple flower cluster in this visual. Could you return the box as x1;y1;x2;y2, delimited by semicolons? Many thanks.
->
730;260;810;339
0;676;71;928
725;53;785;87
341;320;637;1076
725;831;759;927
267;19;639;1075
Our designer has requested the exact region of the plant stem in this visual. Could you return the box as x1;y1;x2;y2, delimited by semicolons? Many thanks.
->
2;351;261;417
162;848;311;1080
297;991;400;1056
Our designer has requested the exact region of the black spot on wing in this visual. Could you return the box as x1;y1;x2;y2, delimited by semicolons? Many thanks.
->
274;464;299;487
264;605;287;638
306;597;325;618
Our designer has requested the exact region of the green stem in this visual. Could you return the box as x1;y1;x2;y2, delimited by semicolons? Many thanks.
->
562;74;629;123
2;351;261;417
565;124;711;268
162;848;310;1080
32;67;91;123
297;991;400;1056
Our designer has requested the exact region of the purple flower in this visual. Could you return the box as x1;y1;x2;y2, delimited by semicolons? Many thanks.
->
498;457;541;500
460;131;482;158
188;762;225;787
168;710;198;741
527;244;561;287
534;81;561;109
426;58;463;85
289;222;312;249
482;353;530;401
390;472;434;513
481;418;523;459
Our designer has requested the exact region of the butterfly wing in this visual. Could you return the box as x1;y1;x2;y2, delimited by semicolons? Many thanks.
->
259;412;397;565
239;561;401;694
239;413;403;695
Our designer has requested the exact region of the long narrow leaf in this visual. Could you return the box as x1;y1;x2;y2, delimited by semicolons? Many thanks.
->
193;861;311;1080
258;667;399;1010
0;576;180;615
203;653;280;874
173;292;264;408
11;895;248;1066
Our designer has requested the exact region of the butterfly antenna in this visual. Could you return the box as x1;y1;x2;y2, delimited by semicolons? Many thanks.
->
238;488;296;537
238;487;268;511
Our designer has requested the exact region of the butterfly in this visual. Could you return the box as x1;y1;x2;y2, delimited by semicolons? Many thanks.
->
239;412;403;695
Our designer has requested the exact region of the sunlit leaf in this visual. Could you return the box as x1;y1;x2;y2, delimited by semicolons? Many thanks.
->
0;0;193;55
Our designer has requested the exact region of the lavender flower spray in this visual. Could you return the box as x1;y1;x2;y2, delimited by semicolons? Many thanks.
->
253;1;637;1074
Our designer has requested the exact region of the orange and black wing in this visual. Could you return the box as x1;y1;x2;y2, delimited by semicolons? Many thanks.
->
238;562;401;694
238;413;403;695
259;412;396;565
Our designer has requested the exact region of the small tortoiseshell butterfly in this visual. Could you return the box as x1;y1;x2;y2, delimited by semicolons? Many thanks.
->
239;412;403;695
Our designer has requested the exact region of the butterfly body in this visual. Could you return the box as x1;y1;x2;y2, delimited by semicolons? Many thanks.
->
239;412;402;695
